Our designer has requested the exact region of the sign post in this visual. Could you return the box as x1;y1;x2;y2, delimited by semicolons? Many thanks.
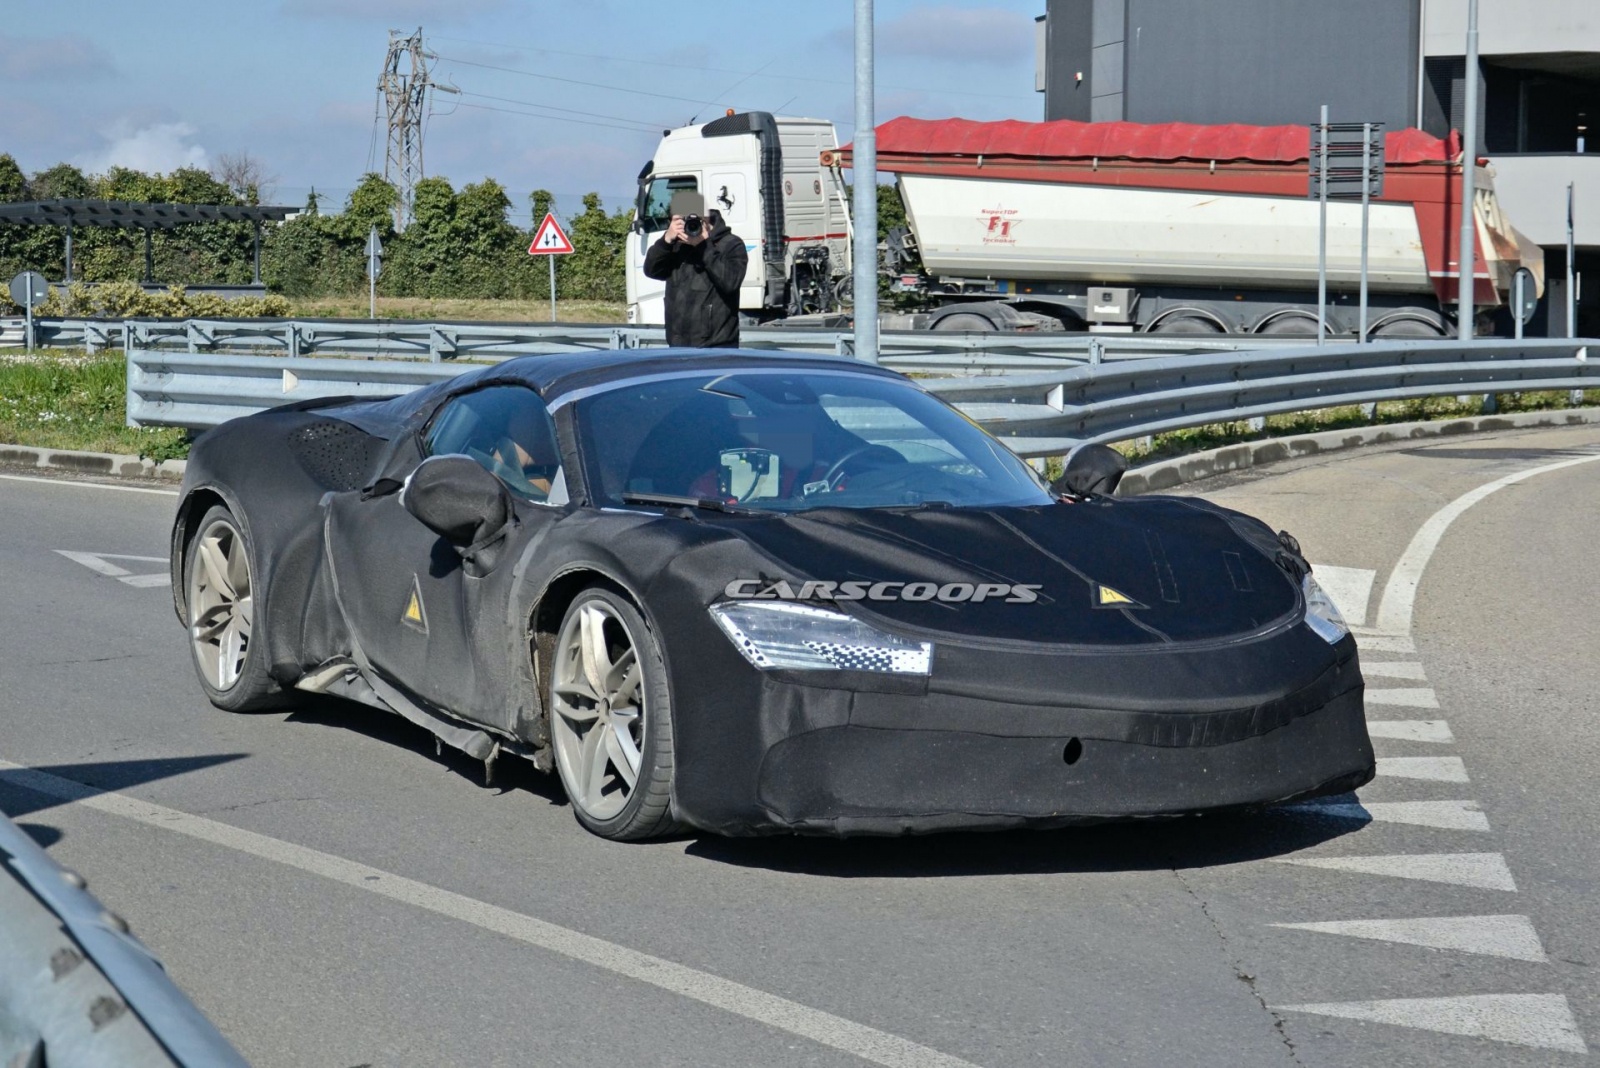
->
9;271;48;354
1309;116;1385;345
366;226;384;319
527;212;575;322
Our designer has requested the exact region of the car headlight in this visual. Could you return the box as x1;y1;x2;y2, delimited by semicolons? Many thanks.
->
1302;574;1349;645
709;601;932;675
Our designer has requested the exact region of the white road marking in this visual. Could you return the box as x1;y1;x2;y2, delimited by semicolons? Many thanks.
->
0;473;179;496
1366;688;1440;708
1288;800;1491;832
1310;565;1376;626
1280;994;1586;1053
1272;915;1547;962
0;761;982;1068
53;551;169;588
1275;852;1517;891
1375;756;1469;783
1360;661;1427;681
1366;719;1453;743
1375;451;1600;635
1351;631;1415;653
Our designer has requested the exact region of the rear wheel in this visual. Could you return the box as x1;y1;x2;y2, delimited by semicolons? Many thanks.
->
1372;316;1445;338
931;312;997;332
549;588;678;840
185;505;288;712
1150;315;1224;334
1257;314;1323;336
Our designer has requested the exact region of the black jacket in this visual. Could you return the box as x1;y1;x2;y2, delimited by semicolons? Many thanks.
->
642;223;749;348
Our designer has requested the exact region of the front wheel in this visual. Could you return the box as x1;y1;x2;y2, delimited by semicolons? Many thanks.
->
185;504;290;712
549;588;678;840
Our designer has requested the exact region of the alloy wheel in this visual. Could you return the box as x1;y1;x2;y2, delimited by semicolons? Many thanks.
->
550;598;646;820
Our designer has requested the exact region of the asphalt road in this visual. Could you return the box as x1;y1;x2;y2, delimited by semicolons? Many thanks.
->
1;423;1598;1068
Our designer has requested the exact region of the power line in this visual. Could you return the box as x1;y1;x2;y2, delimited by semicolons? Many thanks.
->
432;54;721;108
450;100;667;135
454;90;666;132
430;35;1036;102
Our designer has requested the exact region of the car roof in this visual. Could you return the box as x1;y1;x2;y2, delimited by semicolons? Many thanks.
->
466;346;909;400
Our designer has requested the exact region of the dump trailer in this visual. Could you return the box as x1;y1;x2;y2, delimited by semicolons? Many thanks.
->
625;112;1544;337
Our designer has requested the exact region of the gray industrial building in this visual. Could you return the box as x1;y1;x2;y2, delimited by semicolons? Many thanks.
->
1036;0;1598;335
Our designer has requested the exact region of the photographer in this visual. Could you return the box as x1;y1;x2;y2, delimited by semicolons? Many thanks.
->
643;190;749;348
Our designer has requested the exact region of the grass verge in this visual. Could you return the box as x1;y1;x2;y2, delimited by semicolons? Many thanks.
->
286;296;627;323
0;351;189;461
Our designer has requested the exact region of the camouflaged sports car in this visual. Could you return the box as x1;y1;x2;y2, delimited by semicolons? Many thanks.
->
171;349;1374;839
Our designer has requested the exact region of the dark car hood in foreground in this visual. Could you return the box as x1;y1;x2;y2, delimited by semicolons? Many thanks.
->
717;496;1301;648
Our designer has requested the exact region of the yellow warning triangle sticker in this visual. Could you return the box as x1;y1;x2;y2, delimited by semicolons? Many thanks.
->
1096;584;1140;607
401;575;428;633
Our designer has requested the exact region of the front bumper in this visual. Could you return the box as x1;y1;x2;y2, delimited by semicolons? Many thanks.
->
755;684;1371;835
667;618;1373;836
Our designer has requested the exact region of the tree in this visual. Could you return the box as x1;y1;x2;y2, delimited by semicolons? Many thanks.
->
333;174;398;243
212;151;276;204
529;189;555;227
30;163;91;200
0;155;26;202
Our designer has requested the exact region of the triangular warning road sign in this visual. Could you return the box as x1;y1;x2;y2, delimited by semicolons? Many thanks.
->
527;212;574;255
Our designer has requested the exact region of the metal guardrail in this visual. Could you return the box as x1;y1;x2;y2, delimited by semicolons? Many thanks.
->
127;338;1597;450
0;808;247;1067
17;315;1274;372
924;337;1598;456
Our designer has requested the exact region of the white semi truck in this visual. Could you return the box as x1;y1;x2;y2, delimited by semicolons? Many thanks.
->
626;111;1543;337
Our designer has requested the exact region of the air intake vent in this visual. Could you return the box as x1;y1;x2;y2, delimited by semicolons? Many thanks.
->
288;420;382;490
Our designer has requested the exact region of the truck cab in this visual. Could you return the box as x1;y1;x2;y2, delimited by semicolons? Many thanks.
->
626;112;852;326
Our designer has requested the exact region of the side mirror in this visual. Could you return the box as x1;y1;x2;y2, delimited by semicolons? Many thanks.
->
401;455;515;563
1050;443;1128;498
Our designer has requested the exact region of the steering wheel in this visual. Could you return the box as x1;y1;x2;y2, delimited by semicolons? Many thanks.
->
822;444;906;492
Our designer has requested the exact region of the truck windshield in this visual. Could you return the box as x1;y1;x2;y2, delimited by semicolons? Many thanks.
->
573;370;1055;512
638;175;698;233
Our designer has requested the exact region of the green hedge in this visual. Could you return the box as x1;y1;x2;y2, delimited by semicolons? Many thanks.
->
0;156;634;310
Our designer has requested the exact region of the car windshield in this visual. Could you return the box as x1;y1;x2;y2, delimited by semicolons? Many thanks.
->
572;370;1054;512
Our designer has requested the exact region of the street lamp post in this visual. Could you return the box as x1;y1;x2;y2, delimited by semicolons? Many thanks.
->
852;0;879;363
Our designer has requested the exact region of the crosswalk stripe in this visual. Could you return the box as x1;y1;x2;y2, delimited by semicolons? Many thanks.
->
1366;719;1453;743
1350;631;1414;653
1274;852;1516;891
1286;799;1491;832
1360;661;1427;680
1311;565;1376;626
1280;994;1586;1053
1366;688;1440;708
1376;756;1469;782
1272;915;1547;962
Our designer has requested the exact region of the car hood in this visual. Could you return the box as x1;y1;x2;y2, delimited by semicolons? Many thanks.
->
717;498;1302;648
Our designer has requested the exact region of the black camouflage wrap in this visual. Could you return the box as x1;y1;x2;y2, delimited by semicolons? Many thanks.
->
171;350;1374;836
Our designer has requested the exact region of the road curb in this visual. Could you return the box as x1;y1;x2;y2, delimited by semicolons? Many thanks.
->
0;443;186;482
1119;407;1600;495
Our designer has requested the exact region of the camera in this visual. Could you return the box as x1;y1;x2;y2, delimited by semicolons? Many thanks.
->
683;213;703;236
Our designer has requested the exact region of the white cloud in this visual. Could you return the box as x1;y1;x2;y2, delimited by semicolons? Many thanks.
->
76;121;210;175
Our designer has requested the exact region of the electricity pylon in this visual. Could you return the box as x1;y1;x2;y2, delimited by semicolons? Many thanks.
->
379;28;439;230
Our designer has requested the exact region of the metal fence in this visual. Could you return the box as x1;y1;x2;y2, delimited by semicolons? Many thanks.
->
0;807;247;1066
13;315;1276;373
127;337;1597;454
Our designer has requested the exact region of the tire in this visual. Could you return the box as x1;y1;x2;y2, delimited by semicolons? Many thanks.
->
184;504;291;712
1257;315;1323;336
931;312;997;332
1372;317;1444;338
1150;315;1224;334
548;587;678;841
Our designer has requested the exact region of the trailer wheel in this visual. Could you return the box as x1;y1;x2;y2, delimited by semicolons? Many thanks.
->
1150;315;1224;334
932;312;997;332
1256;312;1324;336
1371;315;1445;338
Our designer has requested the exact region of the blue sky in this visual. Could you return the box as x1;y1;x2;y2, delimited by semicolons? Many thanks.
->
1;1;1044;219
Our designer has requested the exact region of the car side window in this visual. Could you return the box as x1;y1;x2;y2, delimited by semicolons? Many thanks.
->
425;385;561;501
